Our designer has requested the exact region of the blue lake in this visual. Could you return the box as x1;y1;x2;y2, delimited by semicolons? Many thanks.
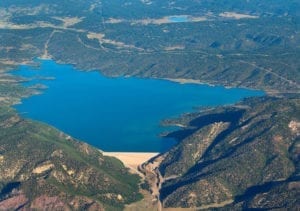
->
168;15;189;23
14;60;264;152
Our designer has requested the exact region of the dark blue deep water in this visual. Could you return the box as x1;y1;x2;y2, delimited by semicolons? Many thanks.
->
13;60;264;152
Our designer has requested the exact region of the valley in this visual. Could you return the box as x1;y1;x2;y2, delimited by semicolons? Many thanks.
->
0;0;299;210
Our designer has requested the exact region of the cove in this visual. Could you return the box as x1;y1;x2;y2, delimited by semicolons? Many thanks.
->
13;59;264;152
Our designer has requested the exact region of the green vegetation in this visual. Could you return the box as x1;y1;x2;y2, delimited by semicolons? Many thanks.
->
0;0;299;209
0;106;142;210
0;0;299;92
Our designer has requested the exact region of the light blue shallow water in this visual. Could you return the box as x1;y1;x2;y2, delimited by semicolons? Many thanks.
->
168;15;189;22
13;59;264;152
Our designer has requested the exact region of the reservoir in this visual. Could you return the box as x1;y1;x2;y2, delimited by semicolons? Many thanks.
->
14;59;264;152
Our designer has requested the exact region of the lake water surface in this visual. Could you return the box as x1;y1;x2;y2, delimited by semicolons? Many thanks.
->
14;60;264;152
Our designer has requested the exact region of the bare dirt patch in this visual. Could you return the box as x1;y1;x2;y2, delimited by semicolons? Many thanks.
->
219;12;258;19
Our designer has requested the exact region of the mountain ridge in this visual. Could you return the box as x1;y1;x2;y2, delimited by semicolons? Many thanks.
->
140;96;300;209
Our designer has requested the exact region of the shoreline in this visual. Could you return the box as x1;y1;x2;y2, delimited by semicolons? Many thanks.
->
162;77;275;95
25;58;272;95
162;77;214;86
102;152;159;176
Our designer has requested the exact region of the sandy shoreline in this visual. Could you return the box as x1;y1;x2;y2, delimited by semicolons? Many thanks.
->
102;152;159;175
163;77;272;94
163;77;211;85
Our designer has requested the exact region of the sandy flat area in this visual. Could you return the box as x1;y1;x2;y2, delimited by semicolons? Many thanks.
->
103;152;159;175
219;12;258;19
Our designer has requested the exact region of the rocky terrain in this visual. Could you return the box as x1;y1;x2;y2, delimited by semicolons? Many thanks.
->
142;96;300;209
